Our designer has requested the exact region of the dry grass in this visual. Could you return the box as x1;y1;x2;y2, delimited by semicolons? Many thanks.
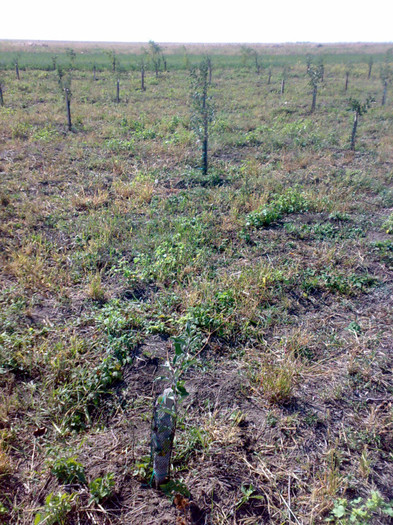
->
72;189;109;210
256;356;300;405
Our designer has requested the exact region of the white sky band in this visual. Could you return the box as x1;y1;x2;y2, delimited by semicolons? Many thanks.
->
2;0;393;43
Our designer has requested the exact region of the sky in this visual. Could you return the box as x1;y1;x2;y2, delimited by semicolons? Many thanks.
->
2;0;392;43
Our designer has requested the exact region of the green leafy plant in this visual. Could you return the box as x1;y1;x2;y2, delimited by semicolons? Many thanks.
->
382;213;393;234
160;478;191;500
159;324;198;402
34;492;78;525
235;484;264;511
88;473;115;504
51;457;86;485
246;189;311;229
327;490;393;523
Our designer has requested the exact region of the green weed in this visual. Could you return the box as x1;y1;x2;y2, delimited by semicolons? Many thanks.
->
382;213;393;234
246;188;311;229
88;473;115;504
51;457;86;485
327;490;393;523
34;492;78;525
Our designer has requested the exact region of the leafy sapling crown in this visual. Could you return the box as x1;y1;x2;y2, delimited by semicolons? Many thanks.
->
160;324;198;399
148;40;163;78
66;48;76;70
347;95;374;150
347;96;374;116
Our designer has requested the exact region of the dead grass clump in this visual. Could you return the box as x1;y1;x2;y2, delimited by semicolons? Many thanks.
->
0;192;10;207
86;272;107;302
7;240;68;293
72;190;109;210
311;448;346;519
0;433;12;478
202;408;242;448
258;357;299;405
113;179;154;205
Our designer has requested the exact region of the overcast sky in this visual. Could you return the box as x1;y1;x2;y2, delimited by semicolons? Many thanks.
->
2;0;392;43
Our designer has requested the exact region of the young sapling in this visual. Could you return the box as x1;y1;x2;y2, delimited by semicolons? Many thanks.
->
307;58;324;113
348;96;374;151
190;58;214;176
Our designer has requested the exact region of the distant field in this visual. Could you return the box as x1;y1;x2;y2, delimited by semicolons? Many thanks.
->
0;41;392;524
0;40;392;70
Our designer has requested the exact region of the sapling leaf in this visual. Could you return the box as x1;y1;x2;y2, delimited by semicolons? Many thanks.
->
176;383;189;399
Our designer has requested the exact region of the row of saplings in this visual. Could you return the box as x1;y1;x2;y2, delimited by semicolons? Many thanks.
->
0;54;391;170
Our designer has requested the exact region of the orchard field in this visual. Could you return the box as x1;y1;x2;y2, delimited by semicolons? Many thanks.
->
0;41;393;524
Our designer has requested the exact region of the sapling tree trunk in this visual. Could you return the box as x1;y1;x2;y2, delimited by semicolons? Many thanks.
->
15;61;20;80
64;88;72;131
207;56;212;83
345;71;349;91
116;78;120;103
311;85;317;113
280;78;285;95
382;80;388;106
307;60;323;114
202;96;208;176
368;58;373;79
267;69;272;85
0;85;4;107
350;111;358;151
151;388;176;488
200;75;209;175
93;65;97;81
141;64;145;91
150;326;194;489
255;55;260;75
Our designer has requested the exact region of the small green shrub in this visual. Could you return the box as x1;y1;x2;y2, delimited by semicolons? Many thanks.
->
104;138;134;152
382;213;393;234
246;188;311;229
88;473;115;504
373;239;393;267
12;122;31;139
32;126;59;142
51;457;86;485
